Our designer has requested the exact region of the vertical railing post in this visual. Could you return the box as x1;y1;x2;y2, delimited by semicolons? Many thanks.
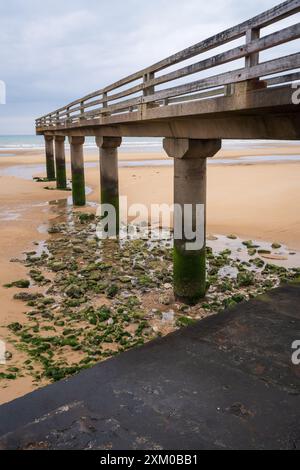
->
66;107;70;125
80;101;84;120
236;27;263;94
163;138;221;303
143;72;155;97
69;136;86;206
102;92;108;117
245;28;260;68
142;72;157;113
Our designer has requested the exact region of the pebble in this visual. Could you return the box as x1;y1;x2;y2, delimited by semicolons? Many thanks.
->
162;310;175;323
163;283;173;290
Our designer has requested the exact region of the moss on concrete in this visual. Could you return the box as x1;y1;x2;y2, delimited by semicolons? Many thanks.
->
56;162;67;190
46;156;56;181
101;189;120;234
72;171;86;206
174;244;206;304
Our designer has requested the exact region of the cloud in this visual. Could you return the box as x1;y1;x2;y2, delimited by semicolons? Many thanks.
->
0;0;297;133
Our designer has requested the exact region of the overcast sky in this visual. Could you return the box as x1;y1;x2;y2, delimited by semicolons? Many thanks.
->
0;0;295;134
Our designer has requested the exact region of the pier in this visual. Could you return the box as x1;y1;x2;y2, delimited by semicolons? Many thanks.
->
36;0;300;301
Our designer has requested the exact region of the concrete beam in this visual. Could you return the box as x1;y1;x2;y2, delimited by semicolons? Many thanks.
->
38;110;300;141
163;138;221;159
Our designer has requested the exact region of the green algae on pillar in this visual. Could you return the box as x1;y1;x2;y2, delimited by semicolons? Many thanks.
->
96;136;122;234
45;135;56;181
163;138;221;303
69;136;86;206
54;136;67;190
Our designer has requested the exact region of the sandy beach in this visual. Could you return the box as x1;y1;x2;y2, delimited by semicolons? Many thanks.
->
1;144;299;248
0;144;300;404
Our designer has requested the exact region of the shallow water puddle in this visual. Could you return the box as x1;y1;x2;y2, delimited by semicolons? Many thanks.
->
207;234;300;270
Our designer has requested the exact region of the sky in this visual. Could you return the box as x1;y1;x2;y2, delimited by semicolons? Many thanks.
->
0;0;298;134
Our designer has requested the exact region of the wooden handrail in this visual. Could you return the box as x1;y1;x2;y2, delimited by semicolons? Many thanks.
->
36;0;300;128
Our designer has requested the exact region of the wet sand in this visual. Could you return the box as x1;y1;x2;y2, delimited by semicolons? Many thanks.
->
0;145;300;404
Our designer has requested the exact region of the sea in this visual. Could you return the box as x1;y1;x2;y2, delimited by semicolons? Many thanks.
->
0;135;300;155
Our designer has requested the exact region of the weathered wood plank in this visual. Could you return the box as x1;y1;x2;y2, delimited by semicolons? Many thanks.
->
145;23;300;90
54;23;300;122
142;53;300;105
36;0;300;122
266;71;300;85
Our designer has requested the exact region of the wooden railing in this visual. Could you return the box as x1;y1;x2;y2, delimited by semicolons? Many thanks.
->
36;0;300;129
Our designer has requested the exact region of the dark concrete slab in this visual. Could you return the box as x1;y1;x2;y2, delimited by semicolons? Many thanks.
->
0;284;299;450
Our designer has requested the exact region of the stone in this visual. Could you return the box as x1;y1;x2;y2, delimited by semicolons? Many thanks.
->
65;284;85;299
162;311;175;322
4;279;30;289
272;243;282;250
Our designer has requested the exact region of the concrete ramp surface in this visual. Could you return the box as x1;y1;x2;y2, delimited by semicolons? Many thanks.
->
0;284;299;450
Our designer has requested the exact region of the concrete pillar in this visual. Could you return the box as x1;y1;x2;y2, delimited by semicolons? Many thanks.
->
69;136;86;206
44;135;55;181
96;136;122;234
54;136;67;190
163;138;221;303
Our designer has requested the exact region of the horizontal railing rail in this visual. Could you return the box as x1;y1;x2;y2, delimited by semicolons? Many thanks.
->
36;0;300;129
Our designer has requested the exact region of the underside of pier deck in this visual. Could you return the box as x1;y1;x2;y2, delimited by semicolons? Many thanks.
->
0;282;299;450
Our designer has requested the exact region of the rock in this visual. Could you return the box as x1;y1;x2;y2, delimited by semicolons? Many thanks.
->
251;258;265;268
159;294;173;306
120;276;132;284
207;234;218;241
227;234;237;240
50;262;65;272
13;292;43;302
78;213;95;224
272;243;282;250
73;247;84;254
48;226;61;234
4;351;13;360
106;284;119;299
176;316;195;327
65;284;85;299
162;310;175;322
163;283;173;290
243;240;259;249
237;272;254;287
4;279;30;289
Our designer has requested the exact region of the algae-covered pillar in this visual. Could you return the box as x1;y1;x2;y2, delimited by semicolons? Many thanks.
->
54;136;67;190
163;138;221;303
96;136;122;234
69;136;86;206
44;135;56;181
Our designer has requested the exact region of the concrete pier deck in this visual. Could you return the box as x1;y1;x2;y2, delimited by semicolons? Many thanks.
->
0;283;299;450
